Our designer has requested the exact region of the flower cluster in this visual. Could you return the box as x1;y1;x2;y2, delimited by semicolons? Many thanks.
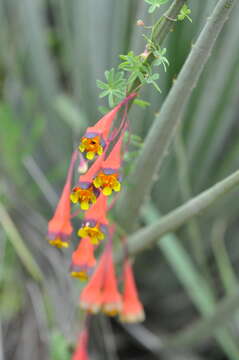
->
47;93;145;359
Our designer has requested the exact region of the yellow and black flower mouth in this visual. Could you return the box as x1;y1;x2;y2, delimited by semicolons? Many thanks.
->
79;133;105;160
48;233;70;248
93;169;121;196
77;224;105;245
70;183;100;210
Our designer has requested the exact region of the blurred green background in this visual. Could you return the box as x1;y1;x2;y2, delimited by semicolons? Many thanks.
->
1;0;239;359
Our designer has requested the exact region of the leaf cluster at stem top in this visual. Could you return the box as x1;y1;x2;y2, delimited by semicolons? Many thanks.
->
96;68;127;108
96;0;192;109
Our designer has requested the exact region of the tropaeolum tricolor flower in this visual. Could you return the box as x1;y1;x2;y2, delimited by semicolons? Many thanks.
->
79;105;120;161
70;237;96;280
120;258;145;323
80;239;122;316
93;132;123;196
77;193;108;245
70;156;102;210
79;93;136;160
47;93;145;360
47;151;77;248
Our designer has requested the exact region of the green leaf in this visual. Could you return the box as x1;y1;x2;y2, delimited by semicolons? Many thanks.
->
96;68;127;107
133;99;151;108
177;4;193;23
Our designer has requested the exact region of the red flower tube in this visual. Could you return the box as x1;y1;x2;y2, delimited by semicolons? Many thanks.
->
78;193;108;245
48;151;77;248
71;156;102;210
79;93;136;160
70;238;96;280
93;132;124;196
80;242;122;316
101;244;122;316
119;258;145;323
72;329;89;360
80;251;106;314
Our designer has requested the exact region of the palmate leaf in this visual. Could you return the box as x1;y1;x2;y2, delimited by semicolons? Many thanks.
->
145;72;162;92
96;68;127;107
153;47;170;72
119;51;149;74
96;80;109;90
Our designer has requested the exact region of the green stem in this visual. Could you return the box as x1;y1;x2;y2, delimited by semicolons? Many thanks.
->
166;289;239;349
174;129;205;265
116;0;236;231
141;204;239;359
121;168;239;259
211;219;238;296
128;0;186;99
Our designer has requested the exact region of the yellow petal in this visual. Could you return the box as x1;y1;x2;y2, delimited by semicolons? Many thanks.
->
98;232;105;240
49;239;69;248
113;181;121;192
71;271;88;281
93;177;101;188
97;146;103;155
86;151;95;160
81;201;90;210
79;143;85;152
77;228;86;237
61;242;69;248
70;193;78;203
90;237;99;245
102;187;112;196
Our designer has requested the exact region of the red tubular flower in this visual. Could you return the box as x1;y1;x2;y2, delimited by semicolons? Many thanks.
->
78;193;108;245
101;244;122;316
80;243;122;316
71;156;102;210
48;151;77;248
80;251;106;314
119;259;145;323
93;133;124;196
70;238;96;280
72;329;89;360
79;105;121;161
79;93;136;161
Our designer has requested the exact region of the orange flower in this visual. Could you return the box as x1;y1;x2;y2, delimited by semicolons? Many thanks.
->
119;259;145;323
70;238;96;280
101;245;122;316
80;244;122;316
93;133;124;196
48;151;77;248
78;194;108;245
79;95;133;160
79;104;122;160
80;251;106;314
71;156;102;210
72;329;89;360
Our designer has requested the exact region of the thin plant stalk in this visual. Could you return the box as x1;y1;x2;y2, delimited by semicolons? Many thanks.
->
116;0;237;231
